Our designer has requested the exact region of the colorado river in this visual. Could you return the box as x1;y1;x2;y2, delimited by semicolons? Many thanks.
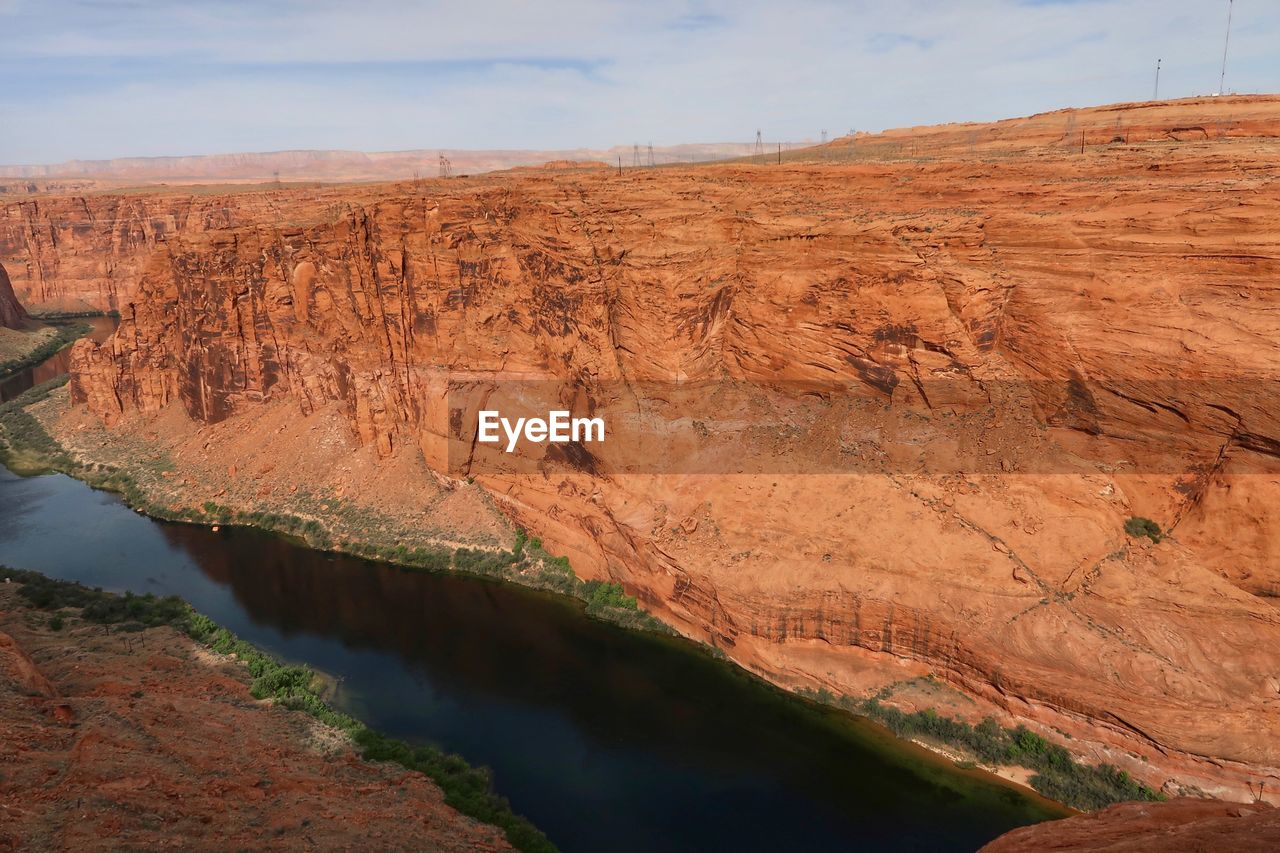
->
0;316;118;403
0;339;1065;851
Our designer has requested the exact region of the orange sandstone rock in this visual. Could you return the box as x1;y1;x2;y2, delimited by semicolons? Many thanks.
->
40;96;1280;804
0;262;27;329
982;798;1280;852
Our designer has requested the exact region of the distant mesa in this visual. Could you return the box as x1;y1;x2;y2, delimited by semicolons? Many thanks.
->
0;144;746;186
537;159;611;171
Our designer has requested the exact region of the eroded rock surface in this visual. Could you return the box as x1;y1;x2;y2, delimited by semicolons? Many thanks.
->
39;96;1280;802
982;798;1280;852
0;262;27;329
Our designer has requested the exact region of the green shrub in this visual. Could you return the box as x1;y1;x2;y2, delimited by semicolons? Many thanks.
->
584;581;637;614
855;698;1164;811
1124;517;1163;543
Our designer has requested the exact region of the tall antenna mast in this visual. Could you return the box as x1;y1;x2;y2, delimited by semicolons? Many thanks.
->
1218;0;1234;95
1153;58;1161;100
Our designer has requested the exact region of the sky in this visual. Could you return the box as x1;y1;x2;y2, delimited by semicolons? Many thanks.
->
1;0;1277;164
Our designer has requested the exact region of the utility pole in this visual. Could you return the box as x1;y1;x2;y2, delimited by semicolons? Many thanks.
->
776;142;781;165
1218;0;1234;95
617;155;622;177
1153;58;1161;100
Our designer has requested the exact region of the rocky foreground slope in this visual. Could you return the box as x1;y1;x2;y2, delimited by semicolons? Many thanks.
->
12;95;1280;805
0;579;509;849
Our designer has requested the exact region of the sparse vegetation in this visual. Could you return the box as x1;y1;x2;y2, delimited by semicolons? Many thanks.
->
1123;516;1163;543
0;376;81;472
584;581;636;614
2;381;671;636
796;686;1164;812
5;566;555;853
27;310;120;321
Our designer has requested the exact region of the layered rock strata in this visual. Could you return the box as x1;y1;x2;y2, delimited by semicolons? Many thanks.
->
50;96;1280;802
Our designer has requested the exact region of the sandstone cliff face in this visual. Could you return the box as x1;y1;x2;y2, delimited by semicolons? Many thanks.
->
58;97;1280;802
0;262;27;329
0;191;298;313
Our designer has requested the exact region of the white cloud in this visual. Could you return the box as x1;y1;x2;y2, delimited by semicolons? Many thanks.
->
0;0;1275;162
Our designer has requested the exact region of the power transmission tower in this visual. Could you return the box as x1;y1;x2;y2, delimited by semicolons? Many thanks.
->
1218;0;1234;95
633;144;641;167
1153;58;1161;100
821;129;828;144
647;143;654;167
753;130;764;163
438;153;452;178
272;170;280;186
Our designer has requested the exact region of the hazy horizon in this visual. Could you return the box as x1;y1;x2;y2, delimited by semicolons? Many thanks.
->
2;0;1278;164
1;140;752;168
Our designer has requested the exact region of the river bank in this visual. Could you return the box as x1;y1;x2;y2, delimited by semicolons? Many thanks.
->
0;369;1175;817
